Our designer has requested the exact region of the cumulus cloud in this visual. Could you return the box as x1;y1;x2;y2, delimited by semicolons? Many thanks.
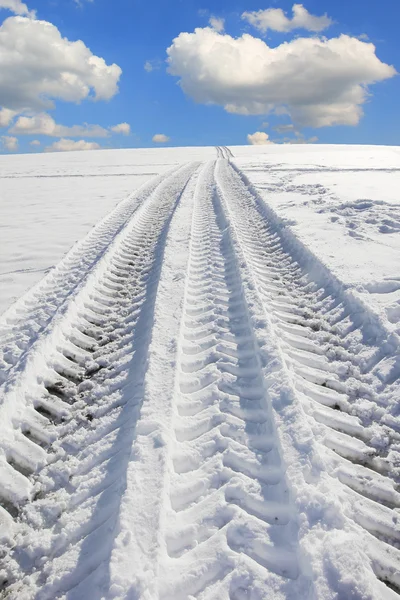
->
30;139;40;146
167;28;396;127
209;16;224;32
1;135;18;151
0;0;34;17
10;113;109;137
0;17;122;113
110;122;131;135
0;107;16;127
44;138;101;152
242;3;332;33
152;134;170;143
247;131;274;145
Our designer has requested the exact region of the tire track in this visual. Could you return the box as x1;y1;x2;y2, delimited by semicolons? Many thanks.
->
215;147;234;160
215;157;400;596
0;153;398;599
158;161;312;599
0;163;183;382
0;162;200;599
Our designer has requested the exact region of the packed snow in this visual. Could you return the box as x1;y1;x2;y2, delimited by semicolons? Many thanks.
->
0;145;399;599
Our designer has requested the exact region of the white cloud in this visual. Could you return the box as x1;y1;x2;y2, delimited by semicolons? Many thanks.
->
44;138;101;152
152;133;170;143
167;28;396;127
110;122;131;135
247;131;274;145
0;0;34;17
30;139;40;146
0;17;121;113
273;123;297;134
0;107;16;126
242;3;332;33
1;135;18;151
209;16;224;32
11;114;132;138
10;113;110;137
144;59;162;72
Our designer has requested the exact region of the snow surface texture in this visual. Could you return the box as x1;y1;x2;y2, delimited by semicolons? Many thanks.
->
0;146;399;599
0;146;214;315
234;144;400;330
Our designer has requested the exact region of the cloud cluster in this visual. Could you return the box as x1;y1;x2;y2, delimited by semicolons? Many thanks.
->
0;17;122;112
7;113;131;138
247;131;274;145
45;138;101;152
167;28;396;127
242;3;332;33
248;129;318;145
10;113;109;137
152;134;170;143
0;3;126;153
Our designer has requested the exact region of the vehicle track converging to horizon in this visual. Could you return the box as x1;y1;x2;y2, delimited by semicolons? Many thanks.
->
0;147;399;599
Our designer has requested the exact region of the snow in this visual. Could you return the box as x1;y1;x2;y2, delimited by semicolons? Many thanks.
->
233;144;400;330
0;146;214;314
0;145;399;599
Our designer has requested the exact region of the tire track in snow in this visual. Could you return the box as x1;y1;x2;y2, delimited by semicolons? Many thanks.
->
1;154;399;598
215;147;234;160
0;162;200;598
215;157;400;596
101;160;200;599
0;163;183;383
158;161;312;599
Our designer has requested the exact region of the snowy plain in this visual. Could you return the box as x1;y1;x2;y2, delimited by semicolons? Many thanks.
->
0;144;399;599
0;146;215;314
235;144;400;330
1;144;399;328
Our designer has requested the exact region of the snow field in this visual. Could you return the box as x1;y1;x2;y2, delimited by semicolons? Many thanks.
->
0;146;215;315
0;147;399;598
233;144;400;330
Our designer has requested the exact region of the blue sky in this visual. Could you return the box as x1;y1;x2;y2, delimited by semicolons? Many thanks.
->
0;0;398;152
